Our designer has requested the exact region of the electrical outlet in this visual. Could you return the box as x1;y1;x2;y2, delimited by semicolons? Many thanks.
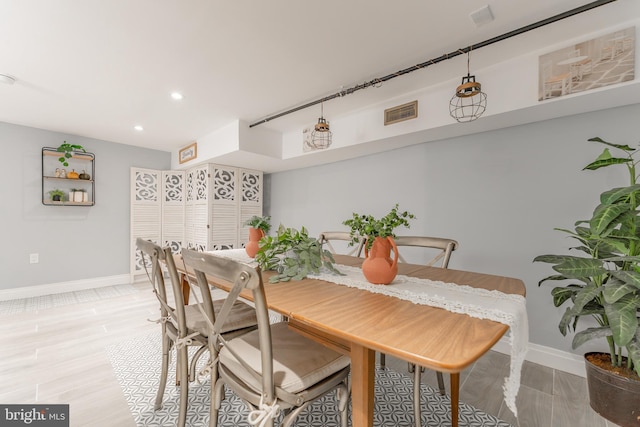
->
29;253;39;264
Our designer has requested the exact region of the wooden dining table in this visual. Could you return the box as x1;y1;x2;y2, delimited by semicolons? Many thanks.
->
174;253;526;427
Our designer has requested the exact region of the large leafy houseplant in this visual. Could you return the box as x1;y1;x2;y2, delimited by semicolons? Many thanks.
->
534;137;640;378
342;203;415;250
255;225;341;283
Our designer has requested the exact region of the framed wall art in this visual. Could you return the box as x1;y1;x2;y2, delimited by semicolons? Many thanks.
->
179;142;197;164
538;27;635;101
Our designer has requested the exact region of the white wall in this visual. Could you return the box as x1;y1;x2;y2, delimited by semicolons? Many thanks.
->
266;102;640;356
0;122;170;291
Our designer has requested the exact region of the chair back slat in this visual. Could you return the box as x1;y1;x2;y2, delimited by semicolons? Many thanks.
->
319;231;364;257
136;238;190;336
393;236;458;268
181;248;275;404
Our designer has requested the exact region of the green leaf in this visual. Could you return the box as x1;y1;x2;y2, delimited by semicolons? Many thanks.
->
551;285;582;306
572;326;612;349
568;283;603;315
627;334;640;377
589;203;631;235
583;157;632;171
552;258;606;280
604;296;640;347
602;280;637;304
538;275;570;287
534;254;577;264
583;147;632;171
588;137;635;152
558;306;574;336
609;270;640;291
600;185;640;205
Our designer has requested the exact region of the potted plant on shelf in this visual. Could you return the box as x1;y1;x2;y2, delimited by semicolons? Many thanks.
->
534;137;640;426
48;189;65;202
243;215;271;258
343;203;415;284
255;225;341;283
56;141;86;167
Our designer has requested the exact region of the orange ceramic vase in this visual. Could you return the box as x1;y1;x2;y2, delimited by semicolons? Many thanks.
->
245;228;264;258
362;236;399;285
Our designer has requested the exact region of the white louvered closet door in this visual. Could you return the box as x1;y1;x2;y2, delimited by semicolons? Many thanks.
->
185;165;210;252
211;165;239;250
161;171;185;254
239;168;263;248
130;168;162;281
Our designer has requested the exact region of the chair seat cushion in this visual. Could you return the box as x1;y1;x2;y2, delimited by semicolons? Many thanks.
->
184;300;257;335
219;322;350;394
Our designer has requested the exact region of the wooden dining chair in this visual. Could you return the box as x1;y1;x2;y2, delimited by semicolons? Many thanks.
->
136;238;257;427
388;235;458;427
181;248;351;427
319;231;365;257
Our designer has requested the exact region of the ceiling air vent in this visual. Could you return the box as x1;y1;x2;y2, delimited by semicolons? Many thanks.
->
384;100;418;126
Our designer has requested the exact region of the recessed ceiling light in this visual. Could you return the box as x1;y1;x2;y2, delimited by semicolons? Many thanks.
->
170;92;183;100
0;74;16;85
134;125;144;131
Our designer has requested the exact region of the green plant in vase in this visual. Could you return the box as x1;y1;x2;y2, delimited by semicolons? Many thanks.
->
243;215;271;258
343;203;415;284
343;203;415;251
243;215;272;234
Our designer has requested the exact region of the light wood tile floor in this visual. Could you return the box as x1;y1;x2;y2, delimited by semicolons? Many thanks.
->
0;283;620;427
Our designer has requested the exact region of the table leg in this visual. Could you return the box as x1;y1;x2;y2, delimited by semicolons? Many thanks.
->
350;343;375;427
181;273;190;304
450;372;460;427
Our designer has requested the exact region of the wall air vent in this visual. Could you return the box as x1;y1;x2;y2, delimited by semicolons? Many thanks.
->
384;100;418;126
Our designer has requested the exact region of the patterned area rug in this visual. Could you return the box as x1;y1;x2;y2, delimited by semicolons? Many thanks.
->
107;332;512;427
0;284;137;314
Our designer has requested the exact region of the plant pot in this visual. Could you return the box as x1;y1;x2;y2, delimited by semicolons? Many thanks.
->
585;352;640;426
52;195;61;202
245;227;264;258
362;236;399;285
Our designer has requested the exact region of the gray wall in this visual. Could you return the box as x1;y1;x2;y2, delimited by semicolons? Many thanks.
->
266;102;640;354
1;122;170;289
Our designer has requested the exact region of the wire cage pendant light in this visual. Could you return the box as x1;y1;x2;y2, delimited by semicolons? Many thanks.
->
449;50;487;123
309;102;332;149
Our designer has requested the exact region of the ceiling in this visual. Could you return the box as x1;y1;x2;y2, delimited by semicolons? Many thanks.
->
0;1;636;163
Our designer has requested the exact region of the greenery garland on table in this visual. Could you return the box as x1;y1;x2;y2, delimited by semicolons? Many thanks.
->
255;225;342;283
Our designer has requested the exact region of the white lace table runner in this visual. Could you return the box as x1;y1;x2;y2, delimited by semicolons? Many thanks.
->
207;249;528;416
207;248;257;265
309;264;528;417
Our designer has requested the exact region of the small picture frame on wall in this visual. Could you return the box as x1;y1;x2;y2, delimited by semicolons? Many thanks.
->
179;142;197;164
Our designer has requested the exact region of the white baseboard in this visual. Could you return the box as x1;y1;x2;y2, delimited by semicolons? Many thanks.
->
492;336;587;377
0;274;132;301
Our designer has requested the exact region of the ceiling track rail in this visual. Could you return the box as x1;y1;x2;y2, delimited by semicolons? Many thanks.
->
249;0;618;128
